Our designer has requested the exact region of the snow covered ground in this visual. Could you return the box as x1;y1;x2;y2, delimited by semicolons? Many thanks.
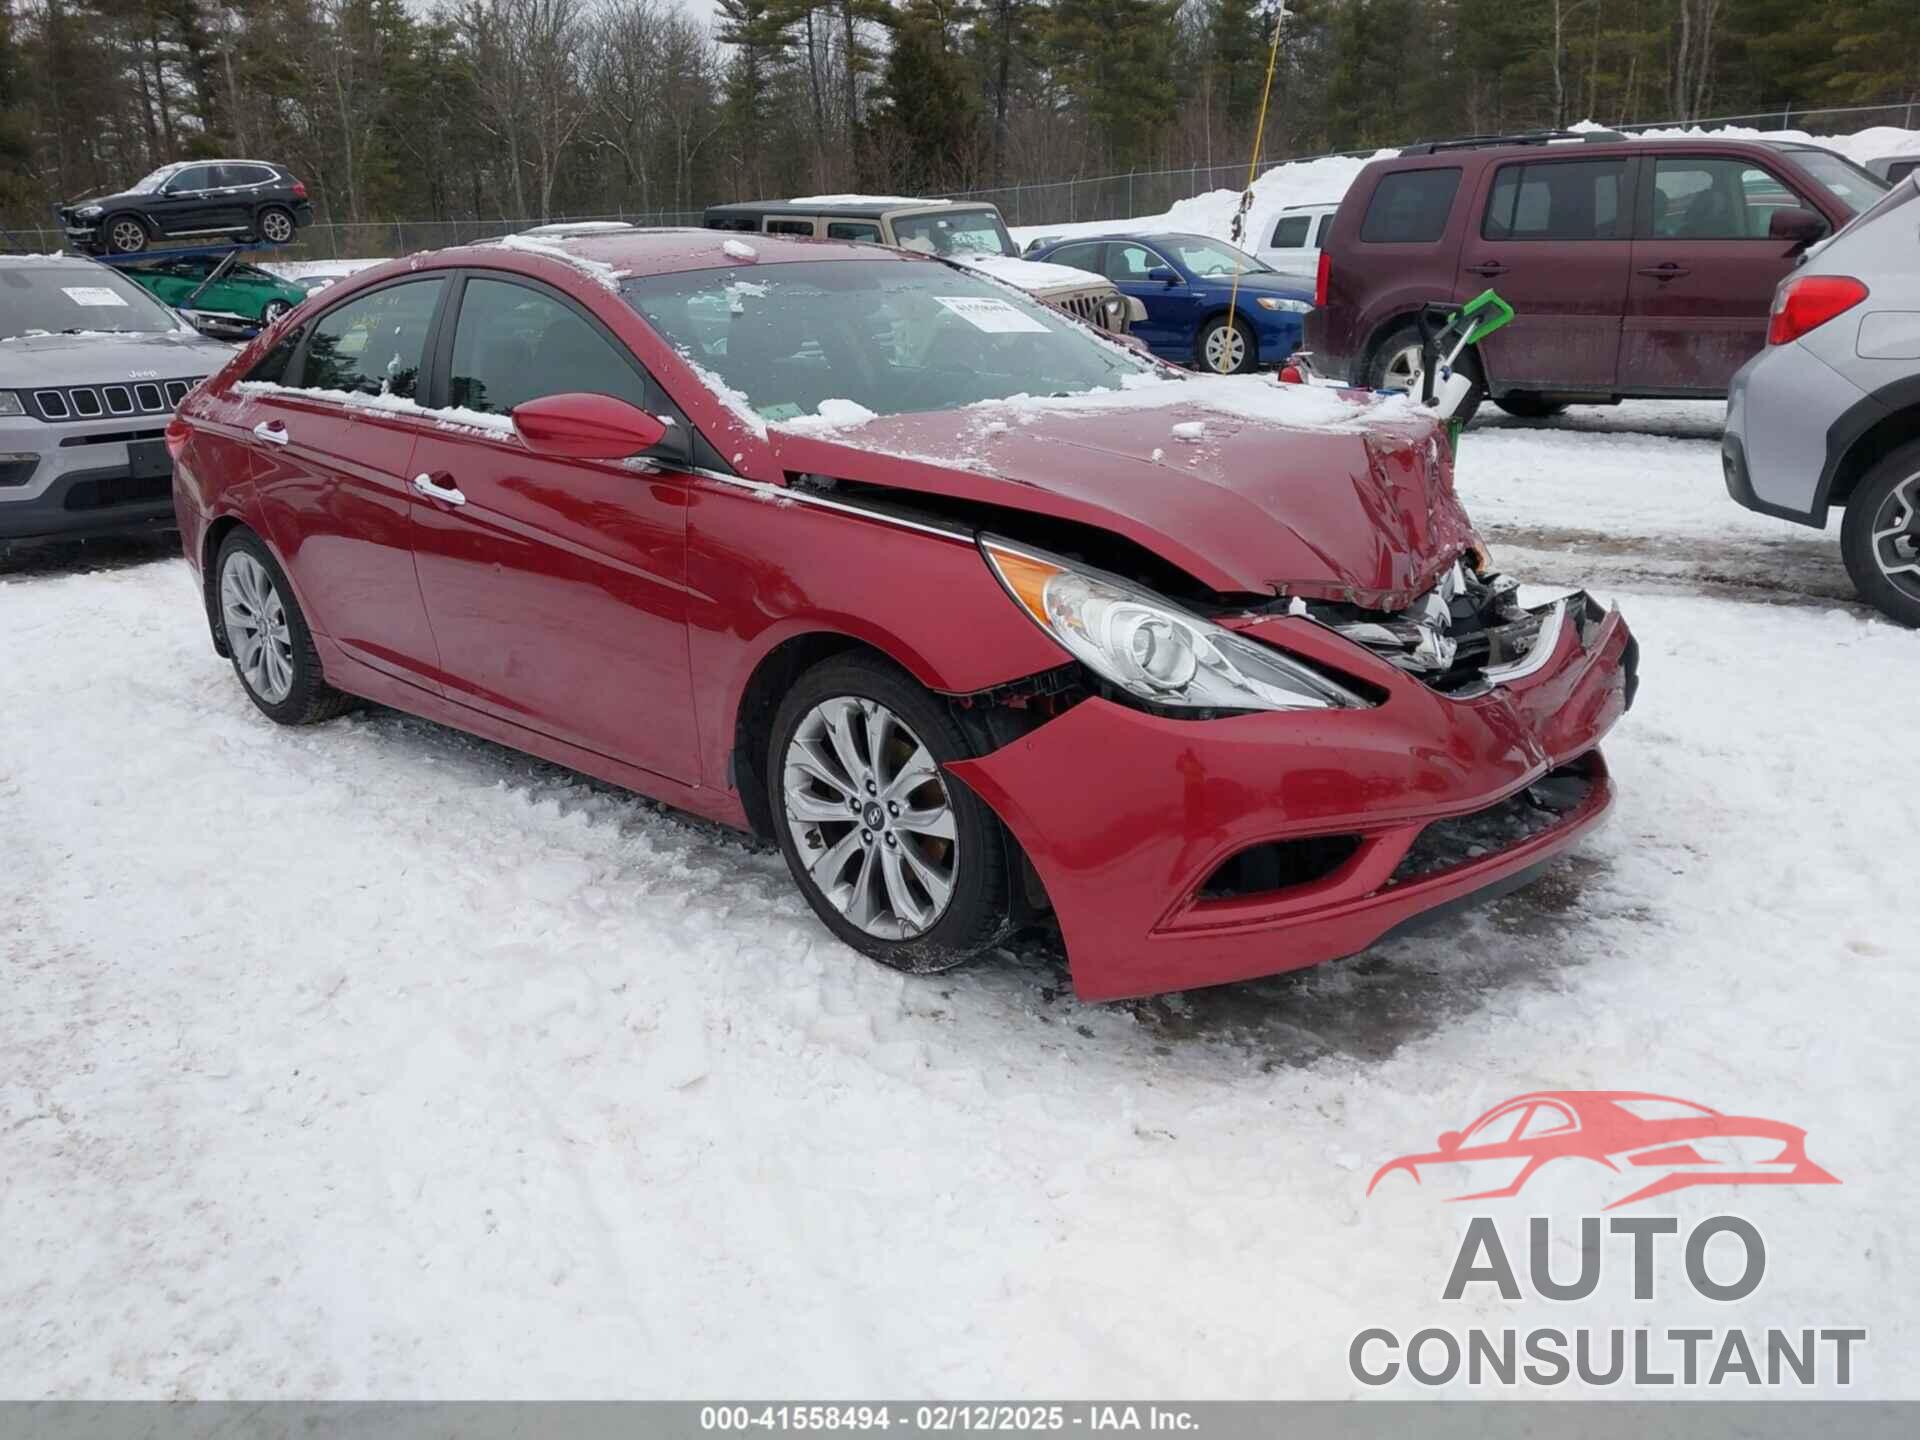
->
4;400;1917;1399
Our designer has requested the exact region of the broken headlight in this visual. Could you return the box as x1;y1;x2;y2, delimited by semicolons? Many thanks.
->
982;538;1365;713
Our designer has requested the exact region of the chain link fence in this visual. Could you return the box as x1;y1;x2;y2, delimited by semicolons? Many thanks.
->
6;99;1914;261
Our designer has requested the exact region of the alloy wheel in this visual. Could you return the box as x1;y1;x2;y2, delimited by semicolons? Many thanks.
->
1204;322;1247;374
260;210;294;244
221;551;295;704
1871;470;1920;601
1381;341;1424;397
108;219;147;253
782;696;959;940
261;301;290;325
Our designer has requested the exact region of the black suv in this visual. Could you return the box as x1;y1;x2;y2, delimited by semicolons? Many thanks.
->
58;160;314;255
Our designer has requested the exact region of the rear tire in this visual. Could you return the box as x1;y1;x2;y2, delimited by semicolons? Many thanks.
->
1840;440;1920;627
768;653;1014;973
103;215;150;254
1366;319;1483;425
256;206;296;246
215;530;353;724
1495;392;1569;419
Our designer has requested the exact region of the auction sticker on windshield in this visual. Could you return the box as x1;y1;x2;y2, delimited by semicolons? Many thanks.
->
935;295;1051;333
61;286;128;307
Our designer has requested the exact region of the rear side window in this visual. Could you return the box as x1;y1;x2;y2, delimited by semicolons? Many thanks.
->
1313;214;1333;246
826;221;881;242
1889;160;1918;183
1046;242;1104;274
447;277;649;416
1483;158;1628;240
764;218;815;236
1270;214;1311;248
1359;168;1461;244
299;278;444;399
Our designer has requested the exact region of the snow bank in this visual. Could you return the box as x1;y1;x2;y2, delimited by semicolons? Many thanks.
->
1010;122;1920;250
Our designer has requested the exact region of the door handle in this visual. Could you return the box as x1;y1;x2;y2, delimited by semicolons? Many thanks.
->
252;420;288;446
1466;261;1508;277
1636;263;1692;280
411;472;466;506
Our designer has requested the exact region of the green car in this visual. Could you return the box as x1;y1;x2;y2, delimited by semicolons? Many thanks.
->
122;255;307;328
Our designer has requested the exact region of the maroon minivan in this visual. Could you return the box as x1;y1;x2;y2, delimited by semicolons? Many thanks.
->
1304;131;1889;418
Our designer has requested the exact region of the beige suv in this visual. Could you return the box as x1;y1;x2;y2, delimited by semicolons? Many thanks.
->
704;198;1143;337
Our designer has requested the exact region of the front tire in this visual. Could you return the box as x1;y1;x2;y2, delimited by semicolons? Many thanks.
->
259;300;291;326
1841;441;1920;627
768;654;1014;972
256;206;296;246
215;530;353;724
104;215;150;254
1197;314;1257;374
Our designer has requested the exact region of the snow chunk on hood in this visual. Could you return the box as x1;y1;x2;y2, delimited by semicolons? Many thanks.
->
722;239;758;262
780;398;880;433
946;253;1108;294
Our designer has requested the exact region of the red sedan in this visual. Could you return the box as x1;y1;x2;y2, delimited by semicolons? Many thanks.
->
167;229;1637;1000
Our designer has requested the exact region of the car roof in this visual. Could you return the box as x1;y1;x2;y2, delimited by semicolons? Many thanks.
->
0;252;107;268
444;226;927;279
705;198;957;219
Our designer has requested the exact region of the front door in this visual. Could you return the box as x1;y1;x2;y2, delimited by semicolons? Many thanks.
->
156;165;230;238
1455;155;1637;393
1103;241;1195;358
1617;154;1813;394
406;273;699;783
244;276;449;689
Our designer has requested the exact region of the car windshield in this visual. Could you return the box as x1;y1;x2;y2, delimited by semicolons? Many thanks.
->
1167;236;1272;276
127;165;179;195
0;264;184;340
890;208;1018;259
624;259;1158;424
1778;145;1889;213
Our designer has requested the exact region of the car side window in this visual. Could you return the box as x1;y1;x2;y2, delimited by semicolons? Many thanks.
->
298;279;444;399
826;222;881;242
764;218;815;236
447;277;650;417
1889;160;1918;183
1046;243;1104;275
1360;168;1462;243
1465;1107;1528;1146
169;165;214;194
1270;214;1311;248
1519;1104;1574;1139
1103;244;1164;282
248;322;308;385
1313;213;1333;247
1649;157;1800;239
1482;158;1628;240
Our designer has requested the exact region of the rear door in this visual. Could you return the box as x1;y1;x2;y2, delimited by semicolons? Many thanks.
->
1617;153;1816;394
245;276;448;689
1456;154;1637;393
405;272;699;783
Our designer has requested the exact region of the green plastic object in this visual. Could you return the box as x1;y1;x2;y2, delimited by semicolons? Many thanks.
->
1454;288;1515;348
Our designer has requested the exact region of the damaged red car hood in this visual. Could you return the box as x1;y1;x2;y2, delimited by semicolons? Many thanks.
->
765;393;1479;609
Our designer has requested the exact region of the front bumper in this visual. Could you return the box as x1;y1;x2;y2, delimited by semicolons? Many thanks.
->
948;601;1636;1000
0;414;177;543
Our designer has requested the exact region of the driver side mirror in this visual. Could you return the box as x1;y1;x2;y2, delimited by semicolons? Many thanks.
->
513;392;671;461
1437;1130;1463;1154
1769;206;1828;247
1147;267;1180;286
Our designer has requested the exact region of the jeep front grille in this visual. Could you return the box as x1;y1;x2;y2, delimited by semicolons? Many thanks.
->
1047;291;1127;334
29;378;203;422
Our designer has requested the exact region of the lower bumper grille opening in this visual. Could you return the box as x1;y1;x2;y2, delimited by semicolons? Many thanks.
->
62;474;171;511
1200;833;1362;900
1389;760;1598;887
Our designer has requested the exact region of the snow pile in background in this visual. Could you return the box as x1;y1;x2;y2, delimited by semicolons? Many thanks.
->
1009;122;1920;251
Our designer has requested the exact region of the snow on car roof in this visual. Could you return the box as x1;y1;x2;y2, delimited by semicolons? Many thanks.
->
785;194;952;208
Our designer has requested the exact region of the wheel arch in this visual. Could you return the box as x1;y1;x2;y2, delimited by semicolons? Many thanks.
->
1826;397;1920;511
101;209;151;247
200;514;248;656
1357;308;1493;393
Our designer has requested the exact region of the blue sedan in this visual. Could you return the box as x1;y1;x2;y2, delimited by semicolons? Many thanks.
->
1028;231;1313;374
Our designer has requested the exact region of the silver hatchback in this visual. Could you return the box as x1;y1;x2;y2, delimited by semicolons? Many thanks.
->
1724;173;1920;625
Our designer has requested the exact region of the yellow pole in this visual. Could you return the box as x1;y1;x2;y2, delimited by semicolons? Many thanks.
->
1221;7;1289;372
